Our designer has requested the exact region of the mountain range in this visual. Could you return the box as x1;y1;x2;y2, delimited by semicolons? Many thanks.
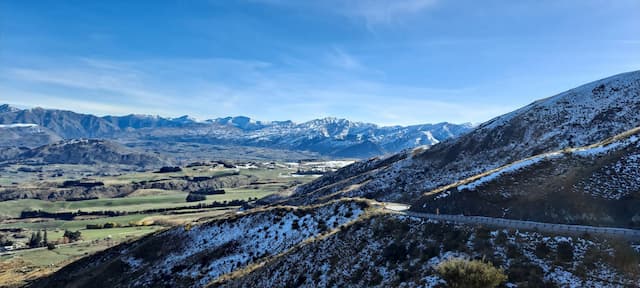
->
0;104;472;159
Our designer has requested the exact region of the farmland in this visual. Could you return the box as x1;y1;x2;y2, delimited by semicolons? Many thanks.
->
0;161;337;287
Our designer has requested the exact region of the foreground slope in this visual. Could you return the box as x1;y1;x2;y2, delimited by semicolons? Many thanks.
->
290;70;640;204
412;127;640;228
31;200;371;288
33;201;640;287
217;214;640;287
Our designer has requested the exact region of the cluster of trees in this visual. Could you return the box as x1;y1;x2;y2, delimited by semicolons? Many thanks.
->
28;229;47;248
186;193;206;202
63;230;82;242
27;229;81;249
156;166;182;173
86;222;121;229
61;180;105;188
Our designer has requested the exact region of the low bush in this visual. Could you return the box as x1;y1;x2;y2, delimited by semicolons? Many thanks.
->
556;241;574;262
436;258;507;288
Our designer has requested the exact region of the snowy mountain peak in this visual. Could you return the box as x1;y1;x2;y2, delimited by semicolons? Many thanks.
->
0;104;20;113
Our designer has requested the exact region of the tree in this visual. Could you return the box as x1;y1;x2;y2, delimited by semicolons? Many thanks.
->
36;230;43;246
43;229;48;245
28;232;39;248
436;258;507;288
63;230;82;242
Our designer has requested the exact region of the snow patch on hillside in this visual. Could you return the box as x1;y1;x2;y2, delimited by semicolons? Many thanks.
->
457;152;563;191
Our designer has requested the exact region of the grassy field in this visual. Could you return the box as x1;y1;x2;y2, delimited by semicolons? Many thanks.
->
0;188;272;219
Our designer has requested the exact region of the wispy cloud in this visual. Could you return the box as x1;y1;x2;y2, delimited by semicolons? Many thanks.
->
0;54;516;125
251;0;438;27
341;0;438;26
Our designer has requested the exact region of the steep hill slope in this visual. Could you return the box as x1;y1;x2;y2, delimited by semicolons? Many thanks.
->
412;127;640;228
34;207;640;287
217;214;639;287
30;199;372;288
290;70;640;204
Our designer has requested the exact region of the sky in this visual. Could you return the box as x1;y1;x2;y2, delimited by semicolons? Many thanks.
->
1;0;639;126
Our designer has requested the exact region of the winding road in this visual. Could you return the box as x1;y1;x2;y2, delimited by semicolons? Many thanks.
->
383;203;640;240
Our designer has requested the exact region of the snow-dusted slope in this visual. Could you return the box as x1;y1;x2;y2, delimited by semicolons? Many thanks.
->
32;200;372;288
218;214;639;287
412;126;640;227
291;70;640;204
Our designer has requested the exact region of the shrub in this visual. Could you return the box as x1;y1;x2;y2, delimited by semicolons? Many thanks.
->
610;240;640;274
47;243;57;250
436;258;507;288
382;242;407;263
103;222;119;229
291;220;300;230
556;241;574;262
507;261;546;287
494;231;508;245
86;224;103;229
535;242;551;258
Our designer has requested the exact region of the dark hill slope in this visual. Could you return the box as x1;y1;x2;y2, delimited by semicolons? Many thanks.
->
412;127;640;228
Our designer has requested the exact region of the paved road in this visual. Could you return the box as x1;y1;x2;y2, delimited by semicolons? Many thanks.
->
382;204;640;240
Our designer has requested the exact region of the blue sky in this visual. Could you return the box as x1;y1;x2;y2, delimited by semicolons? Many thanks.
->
1;0;639;126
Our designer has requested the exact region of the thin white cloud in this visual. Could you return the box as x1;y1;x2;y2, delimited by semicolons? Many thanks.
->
250;0;438;27
326;47;363;70
343;0;438;26
0;55;513;125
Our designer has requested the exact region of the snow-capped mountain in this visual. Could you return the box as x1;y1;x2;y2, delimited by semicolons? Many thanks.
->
0;105;472;158
290;70;640;204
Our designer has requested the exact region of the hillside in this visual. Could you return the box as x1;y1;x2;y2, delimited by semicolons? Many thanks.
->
11;139;168;168
30;199;372;288
0;124;61;148
289;70;640;204
217;214;639;287
411;127;640;228
32;204;640;287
